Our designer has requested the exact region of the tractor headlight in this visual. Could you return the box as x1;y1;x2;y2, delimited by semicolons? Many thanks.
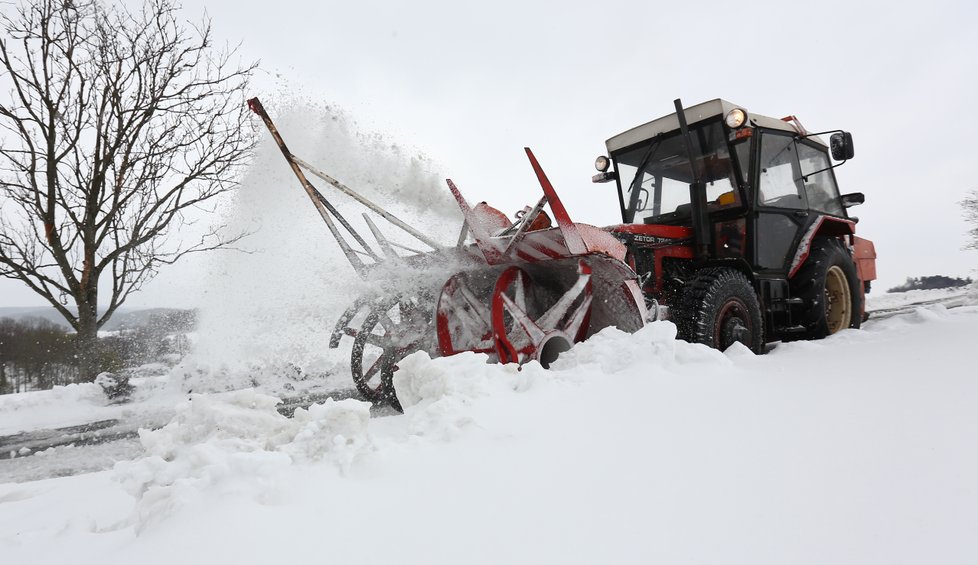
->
594;155;610;172
725;108;747;128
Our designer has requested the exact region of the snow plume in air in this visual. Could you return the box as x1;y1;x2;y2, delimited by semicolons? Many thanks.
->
179;96;462;394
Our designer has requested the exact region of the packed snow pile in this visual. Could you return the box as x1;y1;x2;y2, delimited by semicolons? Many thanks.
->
116;389;371;532
3;304;978;564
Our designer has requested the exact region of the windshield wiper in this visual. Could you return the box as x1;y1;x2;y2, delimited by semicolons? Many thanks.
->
624;135;663;222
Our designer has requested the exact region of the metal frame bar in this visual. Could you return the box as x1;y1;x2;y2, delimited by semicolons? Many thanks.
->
248;97;370;276
293;156;443;251
248;96;448;278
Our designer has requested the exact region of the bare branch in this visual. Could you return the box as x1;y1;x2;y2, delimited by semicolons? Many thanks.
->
0;0;257;377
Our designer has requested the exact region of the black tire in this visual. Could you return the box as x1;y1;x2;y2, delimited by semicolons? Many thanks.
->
675;268;764;353
790;236;862;339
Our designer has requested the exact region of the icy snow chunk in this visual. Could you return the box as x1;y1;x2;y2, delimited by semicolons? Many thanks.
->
393;350;493;408
286;398;373;471
117;389;296;524
553;321;730;375
723;341;756;359
393;351;503;440
138;389;294;461
551;325;641;374
116;389;375;531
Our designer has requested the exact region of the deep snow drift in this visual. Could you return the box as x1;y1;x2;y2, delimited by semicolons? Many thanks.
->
2;297;977;564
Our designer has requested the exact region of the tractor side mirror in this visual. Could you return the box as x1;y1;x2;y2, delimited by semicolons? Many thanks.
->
840;192;865;208
830;132;854;161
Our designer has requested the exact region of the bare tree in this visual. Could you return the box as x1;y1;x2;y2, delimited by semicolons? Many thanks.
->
964;189;978;250
0;0;256;379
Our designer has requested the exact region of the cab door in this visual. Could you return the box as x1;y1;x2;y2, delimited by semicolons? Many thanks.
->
752;131;812;274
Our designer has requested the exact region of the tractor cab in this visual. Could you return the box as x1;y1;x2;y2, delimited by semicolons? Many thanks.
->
614;118;747;227
598;99;860;274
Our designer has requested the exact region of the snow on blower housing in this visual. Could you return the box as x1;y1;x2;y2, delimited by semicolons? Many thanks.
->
247;97;877;409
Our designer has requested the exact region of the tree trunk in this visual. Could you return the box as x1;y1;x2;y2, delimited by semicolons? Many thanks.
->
75;292;100;382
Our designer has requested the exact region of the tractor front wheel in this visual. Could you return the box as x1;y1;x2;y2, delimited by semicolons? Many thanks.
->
676;268;764;353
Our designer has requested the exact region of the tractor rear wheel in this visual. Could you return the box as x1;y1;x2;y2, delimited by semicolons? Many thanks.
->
676;268;764;353
791;237;862;339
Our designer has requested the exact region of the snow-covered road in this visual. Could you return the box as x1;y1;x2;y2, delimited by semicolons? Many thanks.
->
1;290;976;564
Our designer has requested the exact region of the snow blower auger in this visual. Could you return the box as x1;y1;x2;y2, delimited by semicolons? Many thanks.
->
248;98;647;409
248;95;877;410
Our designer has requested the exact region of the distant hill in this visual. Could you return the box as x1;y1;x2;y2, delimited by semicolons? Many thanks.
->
0;306;196;332
887;276;973;293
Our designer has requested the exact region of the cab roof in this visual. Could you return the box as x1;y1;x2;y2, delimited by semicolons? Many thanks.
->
605;98;825;153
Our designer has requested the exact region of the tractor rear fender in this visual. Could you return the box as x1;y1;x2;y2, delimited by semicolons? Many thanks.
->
851;235;877;320
787;215;856;279
851;236;877;284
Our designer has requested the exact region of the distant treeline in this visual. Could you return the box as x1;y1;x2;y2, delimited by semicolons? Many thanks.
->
0;310;196;395
888;276;974;293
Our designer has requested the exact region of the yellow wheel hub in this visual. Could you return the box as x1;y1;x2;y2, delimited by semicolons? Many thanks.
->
824;265;852;334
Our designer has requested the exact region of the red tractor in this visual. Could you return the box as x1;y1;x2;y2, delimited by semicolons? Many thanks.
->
593;98;877;352
250;97;877;408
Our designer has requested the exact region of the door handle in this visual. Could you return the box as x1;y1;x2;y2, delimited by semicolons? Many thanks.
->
793;211;808;218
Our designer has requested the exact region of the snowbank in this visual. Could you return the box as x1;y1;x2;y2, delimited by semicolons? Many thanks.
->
2;306;978;564
0;384;107;436
0;368;178;436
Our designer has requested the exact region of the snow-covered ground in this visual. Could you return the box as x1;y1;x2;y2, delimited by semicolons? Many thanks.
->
4;287;959;436
0;371;174;437
865;285;974;312
2;288;977;564
2;103;975;562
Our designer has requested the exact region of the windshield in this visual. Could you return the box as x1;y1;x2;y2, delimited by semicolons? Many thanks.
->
615;121;742;224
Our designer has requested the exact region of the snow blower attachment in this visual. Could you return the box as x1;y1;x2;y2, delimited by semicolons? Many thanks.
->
247;98;645;408
248;96;876;410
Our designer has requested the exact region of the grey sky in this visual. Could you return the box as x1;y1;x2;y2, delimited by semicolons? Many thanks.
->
2;0;976;307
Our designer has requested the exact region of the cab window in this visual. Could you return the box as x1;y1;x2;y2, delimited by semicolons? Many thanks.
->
796;142;844;216
758;133;806;209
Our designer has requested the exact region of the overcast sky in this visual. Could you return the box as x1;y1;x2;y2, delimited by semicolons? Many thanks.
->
2;0;977;307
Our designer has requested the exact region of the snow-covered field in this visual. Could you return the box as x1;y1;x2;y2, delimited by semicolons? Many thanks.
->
865;285;974;312
2;286;977;564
